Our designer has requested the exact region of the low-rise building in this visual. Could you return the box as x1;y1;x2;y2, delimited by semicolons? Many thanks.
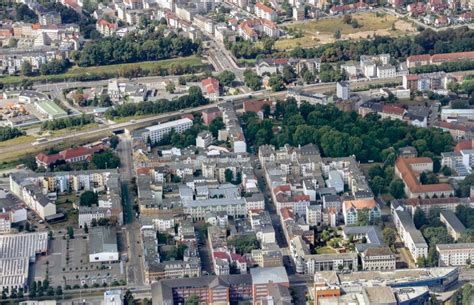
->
440;210;466;241
437;243;474;266
360;246;396;271
393;209;428;262
88;227;119;263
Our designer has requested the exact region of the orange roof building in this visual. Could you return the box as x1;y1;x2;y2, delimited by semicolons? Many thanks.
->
342;199;380;225
394;157;454;199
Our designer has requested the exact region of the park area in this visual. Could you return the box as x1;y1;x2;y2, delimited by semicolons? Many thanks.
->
276;12;417;51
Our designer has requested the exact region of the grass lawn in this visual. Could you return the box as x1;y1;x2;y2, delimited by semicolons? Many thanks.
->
0;56;205;85
0;135;35;149
316;246;337;254
277;12;416;51
288;12;399;35
46;123;99;138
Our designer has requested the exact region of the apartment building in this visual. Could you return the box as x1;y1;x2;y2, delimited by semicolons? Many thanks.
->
139;118;193;144
342;199;381;226
437;243;474;266
360;246;396;271
393;209;428;262
440;210;466;241
395;157;454;199
254;2;278;21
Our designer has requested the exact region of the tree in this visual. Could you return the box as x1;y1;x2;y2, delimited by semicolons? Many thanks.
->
209;117;225;137
217;71;236;87
382;227;397;248
371;176;385;196
413;208;427;229
282;66;296;84
269;75;285;92
343;14;352;24
302;70;316;84
67;226;74;239
84;223;89;234
262;104;271;118
244;69;262;91
110;135;120;149
188;86;203;97
165;82;176;94
458;173;474;197
185;295;200;305
224;168;233;183
20;61;33;76
80;191;98;207
124;289;135;305
389;179;405;199
334;30;341;39
92;151;120;169
357;208;370;226
228;235;259;255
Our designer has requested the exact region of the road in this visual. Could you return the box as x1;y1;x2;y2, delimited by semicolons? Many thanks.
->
116;134;145;287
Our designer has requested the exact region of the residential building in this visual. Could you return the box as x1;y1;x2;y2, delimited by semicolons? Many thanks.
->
96;19;117;36
202;77;220;100
360;246;396;271
437;243;474;266
393;209;428;262
254;2;278;21
0;213;11;233
394;157;454;198
440;210;466;241
196;131;213;149
377;65;396;79
336;81;349;100
201;107;222;126
138;118;193;144
250;267;289;303
342;199;380;226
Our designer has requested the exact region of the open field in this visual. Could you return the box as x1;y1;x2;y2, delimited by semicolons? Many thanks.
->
0;135;35;149
0;56;205;85
276;12;417;51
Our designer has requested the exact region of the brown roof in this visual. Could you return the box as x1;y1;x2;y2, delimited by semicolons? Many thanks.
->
431;51;474;62
243;99;271;114
255;2;275;14
407;54;431;63
382;105;405;116
455;139;474;152
405;197;460;206
343;199;377;210
395;157;453;194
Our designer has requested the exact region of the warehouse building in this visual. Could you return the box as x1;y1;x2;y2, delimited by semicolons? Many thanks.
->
35;100;68;120
88;227;119;263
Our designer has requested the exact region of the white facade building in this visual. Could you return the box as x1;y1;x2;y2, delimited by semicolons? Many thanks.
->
140;118;193;144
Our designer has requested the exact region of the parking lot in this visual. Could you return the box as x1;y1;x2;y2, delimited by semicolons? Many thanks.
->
32;236;125;288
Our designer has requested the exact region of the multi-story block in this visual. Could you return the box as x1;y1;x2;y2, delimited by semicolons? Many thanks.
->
360;246;396;271
139;118;193;144
393;209;428;262
437;243;474;266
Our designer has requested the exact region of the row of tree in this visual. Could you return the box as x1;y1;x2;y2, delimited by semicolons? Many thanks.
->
104;87;208;119
41;114;95;131
241;99;453;163
76;29;200;67
0;126;25;142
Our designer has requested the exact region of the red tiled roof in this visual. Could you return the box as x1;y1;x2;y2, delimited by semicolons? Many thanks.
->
292;194;310;202
280;207;293;220
243;99;271;114
60;146;93;160
213;252;228;260
383;105;406;116
36;153;61;166
202;77;220;94
395;157;453;194
255;2;275;14
231;253;246;263
405;197;460;206
98;18;117;29
405;74;419;81
343;199;377;211
455;140;474;152
407;54;431;63
431;51;474;62
273;185;291;194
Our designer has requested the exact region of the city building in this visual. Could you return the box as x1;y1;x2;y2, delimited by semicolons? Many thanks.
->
88;227;119;263
437;243;474;266
393;209;428;262
336;81;349;100
440;210;466;241
202;77;220;100
35;100;68;120
250;267;289;302
254;2;278;21
196;131;214;149
137;118;193;144
394;157;454;199
342;199;380;226
360;246;396;271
